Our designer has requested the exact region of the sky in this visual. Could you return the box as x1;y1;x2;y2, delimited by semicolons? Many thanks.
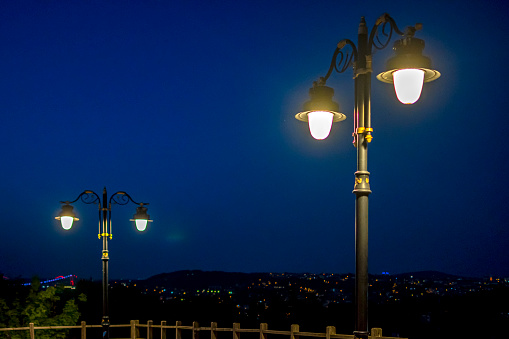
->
0;0;508;281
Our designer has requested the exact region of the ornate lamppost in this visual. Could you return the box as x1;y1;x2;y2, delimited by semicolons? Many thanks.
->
294;13;439;338
56;188;152;339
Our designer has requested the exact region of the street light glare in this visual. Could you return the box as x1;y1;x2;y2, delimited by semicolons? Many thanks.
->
60;216;74;230
131;204;152;231
295;84;346;139
56;203;78;230
392;68;425;104
308;111;334;140
135;219;148;232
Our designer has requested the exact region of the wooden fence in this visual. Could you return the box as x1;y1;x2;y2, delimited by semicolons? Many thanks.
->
0;321;406;339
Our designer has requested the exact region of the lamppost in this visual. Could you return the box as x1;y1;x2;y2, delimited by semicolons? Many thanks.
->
294;14;439;338
56;187;152;339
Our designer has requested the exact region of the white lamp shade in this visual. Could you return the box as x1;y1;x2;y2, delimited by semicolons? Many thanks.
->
393;69;425;104
307;111;334;140
60;216;74;230
135;219;148;232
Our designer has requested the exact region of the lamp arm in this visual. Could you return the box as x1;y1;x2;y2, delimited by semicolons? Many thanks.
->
368;13;406;55
60;190;101;205
321;39;358;84
109;191;149;207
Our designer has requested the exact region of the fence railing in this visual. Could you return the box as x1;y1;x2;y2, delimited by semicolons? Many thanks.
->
0;321;406;339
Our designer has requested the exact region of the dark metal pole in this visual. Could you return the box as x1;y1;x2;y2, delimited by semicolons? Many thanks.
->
353;17;371;339
101;187;110;339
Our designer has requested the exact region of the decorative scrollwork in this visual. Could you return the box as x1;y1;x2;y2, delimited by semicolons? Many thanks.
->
110;192;131;206
61;190;100;205
110;191;146;206
372;20;393;51
368;13;405;54
79;191;101;205
322;39;358;84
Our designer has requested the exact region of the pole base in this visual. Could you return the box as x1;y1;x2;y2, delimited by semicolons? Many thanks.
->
102;317;110;339
353;331;369;339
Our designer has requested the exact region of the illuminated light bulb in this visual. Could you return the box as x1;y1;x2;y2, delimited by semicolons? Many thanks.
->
131;204;151;231
393;69;425;104
60;216;74;230
308;111;334;140
135;219;148;232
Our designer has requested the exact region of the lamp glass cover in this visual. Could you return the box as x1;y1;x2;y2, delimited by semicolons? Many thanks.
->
308;111;334;140
393;68;425;104
135;219;148;232
61;216;74;230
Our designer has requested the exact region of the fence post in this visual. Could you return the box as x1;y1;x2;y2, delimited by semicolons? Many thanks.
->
147;320;153;339
81;321;87;339
211;322;218;339
131;320;140;339
260;323;268;339
176;321;182;339
326;326;336;339
29;323;35;339
371;328;382;338
291;324;299;339
233;323;240;339
161;321;167;339
193;322;200;339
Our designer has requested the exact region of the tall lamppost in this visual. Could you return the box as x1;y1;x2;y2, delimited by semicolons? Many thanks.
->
294;14;439;338
56;188;152;339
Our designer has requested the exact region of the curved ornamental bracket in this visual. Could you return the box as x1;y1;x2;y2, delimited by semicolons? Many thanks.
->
321;39;358;84
109;191;148;207
60;190;101;206
368;13;406;54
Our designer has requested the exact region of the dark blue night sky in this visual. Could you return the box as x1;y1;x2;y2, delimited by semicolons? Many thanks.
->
1;0;508;280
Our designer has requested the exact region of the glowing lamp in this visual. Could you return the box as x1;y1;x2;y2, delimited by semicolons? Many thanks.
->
130;204;152;231
295;85;346;140
377;36;440;104
307;111;335;139
392;68;425;104
56;204;79;230
60;217;74;230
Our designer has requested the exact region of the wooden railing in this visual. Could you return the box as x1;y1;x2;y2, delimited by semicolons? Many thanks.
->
0;321;406;339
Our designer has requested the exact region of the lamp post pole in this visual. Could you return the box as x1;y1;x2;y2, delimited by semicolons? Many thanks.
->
100;188;110;338
295;14;440;338
56;187;152;339
353;18;371;339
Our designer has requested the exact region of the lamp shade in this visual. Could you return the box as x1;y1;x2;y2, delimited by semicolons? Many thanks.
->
377;37;440;104
295;85;346;140
55;204;79;230
130;204;152;231
392;68;425;104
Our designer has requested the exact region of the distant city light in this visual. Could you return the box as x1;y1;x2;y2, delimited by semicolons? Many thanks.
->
23;274;77;286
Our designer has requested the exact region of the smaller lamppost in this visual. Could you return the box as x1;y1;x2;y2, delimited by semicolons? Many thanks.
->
56;187;152;339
